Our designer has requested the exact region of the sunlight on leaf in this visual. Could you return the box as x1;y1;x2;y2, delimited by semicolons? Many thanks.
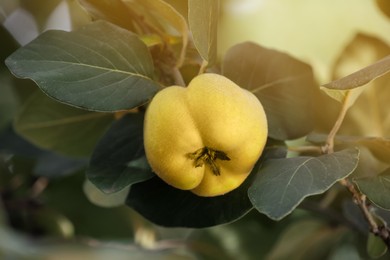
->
222;41;319;140
249;148;360;220
355;168;390;210
321;34;390;109
124;0;189;67
320;88;366;110
6;20;160;112
188;0;219;66
14;91;113;157
78;0;136;31
322;55;390;90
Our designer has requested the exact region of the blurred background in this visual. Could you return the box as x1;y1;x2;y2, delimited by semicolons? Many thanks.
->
1;0;390;259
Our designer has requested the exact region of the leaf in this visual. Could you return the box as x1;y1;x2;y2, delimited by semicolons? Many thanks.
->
86;113;154;194
342;199;368;234
5;20;160;112
377;0;390;18
328;244;361;260
20;0;63;31
354;168;390;210
266;219;346;260
367;233;388;259
321;34;390;110
319;34;390;139
83;179;130;208
188;0;219;66
188;211;287;260
126;175;253;228
34;153;87;178
77;0;137;31
124;0;189;67
14;91;113;157
0;26;22;130
79;0;188;67
323;55;390;90
222;42;319;140
0;0;19;23
308;133;390;164
218;0;390;85
126;142;286;228
356;137;390;163
0;126;43;160
248;148;360;221
320;89;366;111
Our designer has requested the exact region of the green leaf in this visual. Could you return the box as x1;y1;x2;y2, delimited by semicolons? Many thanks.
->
14;91;113;157
249;148;360;221
86;113;154;194
354;168;390;210
188;0;219;66
0;26;22;130
266;219;347;260
367;233;388;259
34;153;87;178
188;211;287;260
126;141;285;228
328;244;361;260
222;42;319;140
126;175;253;228
5;20;160;112
323;55;390;90
83;179;130;208
126;0;189;67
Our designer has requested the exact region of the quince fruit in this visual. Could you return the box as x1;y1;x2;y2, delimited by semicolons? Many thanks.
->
144;73;268;197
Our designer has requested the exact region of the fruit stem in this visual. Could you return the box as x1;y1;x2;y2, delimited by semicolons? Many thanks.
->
186;147;230;176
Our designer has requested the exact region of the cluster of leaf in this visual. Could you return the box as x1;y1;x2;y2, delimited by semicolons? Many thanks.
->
2;0;390;259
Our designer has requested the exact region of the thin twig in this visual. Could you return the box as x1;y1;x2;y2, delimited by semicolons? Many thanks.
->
324;90;390;248
171;67;186;87
198;60;208;75
339;179;390;247
288;145;323;154
324;91;352;154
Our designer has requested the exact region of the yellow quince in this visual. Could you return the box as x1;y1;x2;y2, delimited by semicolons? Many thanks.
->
144;73;268;197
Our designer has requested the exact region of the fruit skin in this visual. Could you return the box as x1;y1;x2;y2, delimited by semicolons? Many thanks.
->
144;73;268;197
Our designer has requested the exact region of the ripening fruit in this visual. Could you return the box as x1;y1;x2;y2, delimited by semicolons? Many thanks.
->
144;73;268;197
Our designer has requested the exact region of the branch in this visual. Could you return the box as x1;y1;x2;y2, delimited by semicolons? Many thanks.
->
339;179;390;248
322;90;390;248
324;91;351;154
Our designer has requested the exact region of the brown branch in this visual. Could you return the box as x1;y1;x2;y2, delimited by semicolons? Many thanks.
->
339;179;390;248
324;91;351;154
322;90;390;248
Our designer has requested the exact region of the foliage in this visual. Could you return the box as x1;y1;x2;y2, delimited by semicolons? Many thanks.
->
2;0;390;259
